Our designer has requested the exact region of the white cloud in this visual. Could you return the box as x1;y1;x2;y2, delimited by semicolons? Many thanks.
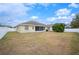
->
30;16;38;19
47;7;76;24
23;3;37;8
7;19;27;26
38;3;56;8
39;3;50;7
56;8;71;16
47;17;56;21
71;13;75;17
57;16;67;19
64;21;69;24
0;4;30;16
24;3;51;8
47;16;70;21
46;16;71;24
0;4;32;26
69;3;78;8
46;13;75;23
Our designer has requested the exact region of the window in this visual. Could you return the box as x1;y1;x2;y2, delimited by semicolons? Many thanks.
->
25;25;28;30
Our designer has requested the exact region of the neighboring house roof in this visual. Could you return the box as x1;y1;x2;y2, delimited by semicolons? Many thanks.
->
16;20;46;27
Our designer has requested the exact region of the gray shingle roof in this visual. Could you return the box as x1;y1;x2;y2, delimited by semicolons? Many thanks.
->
17;20;46;26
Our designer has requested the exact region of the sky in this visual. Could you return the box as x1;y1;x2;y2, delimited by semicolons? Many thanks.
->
0;3;79;26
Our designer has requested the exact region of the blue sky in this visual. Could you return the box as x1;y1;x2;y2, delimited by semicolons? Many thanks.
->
0;3;79;26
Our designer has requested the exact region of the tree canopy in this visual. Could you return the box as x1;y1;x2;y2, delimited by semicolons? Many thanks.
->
71;14;79;28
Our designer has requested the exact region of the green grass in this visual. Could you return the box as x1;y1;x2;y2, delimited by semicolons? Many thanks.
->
0;32;79;55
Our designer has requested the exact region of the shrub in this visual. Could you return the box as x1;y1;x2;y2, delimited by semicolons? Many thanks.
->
52;23;65;32
46;29;48;32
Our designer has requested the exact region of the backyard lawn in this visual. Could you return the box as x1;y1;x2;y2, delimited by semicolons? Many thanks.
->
0;32;79;55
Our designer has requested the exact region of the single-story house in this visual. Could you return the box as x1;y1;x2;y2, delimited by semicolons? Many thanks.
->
16;20;53;33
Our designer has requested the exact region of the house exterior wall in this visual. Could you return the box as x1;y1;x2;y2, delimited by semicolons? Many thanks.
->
17;25;35;33
16;25;26;33
16;25;52;33
50;27;52;31
45;26;52;31
28;25;35;32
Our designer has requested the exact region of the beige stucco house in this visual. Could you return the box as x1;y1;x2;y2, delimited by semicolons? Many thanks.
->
16;20;52;33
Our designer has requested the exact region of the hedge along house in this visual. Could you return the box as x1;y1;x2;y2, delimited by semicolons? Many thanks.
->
16;20;52;33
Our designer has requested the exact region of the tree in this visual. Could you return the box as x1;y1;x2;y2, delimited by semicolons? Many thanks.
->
71;14;79;28
52;23;65;32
